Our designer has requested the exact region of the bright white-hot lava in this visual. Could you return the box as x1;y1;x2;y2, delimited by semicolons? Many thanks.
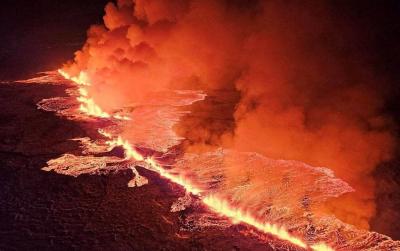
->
59;70;333;251
58;70;130;120
100;129;333;251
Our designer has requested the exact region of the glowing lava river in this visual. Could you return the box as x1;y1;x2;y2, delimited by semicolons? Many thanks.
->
56;69;333;251
15;70;397;250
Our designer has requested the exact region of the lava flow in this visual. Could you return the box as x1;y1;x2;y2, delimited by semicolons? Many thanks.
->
58;69;110;118
59;70;334;251
58;69;130;120
101;130;332;251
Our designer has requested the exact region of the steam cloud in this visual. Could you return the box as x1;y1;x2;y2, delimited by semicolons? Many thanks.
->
62;0;395;229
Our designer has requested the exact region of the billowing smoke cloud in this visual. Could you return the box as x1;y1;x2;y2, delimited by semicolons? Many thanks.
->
62;0;395;229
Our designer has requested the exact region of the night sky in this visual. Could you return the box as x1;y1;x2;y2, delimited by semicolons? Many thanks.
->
0;0;399;84
0;0;110;80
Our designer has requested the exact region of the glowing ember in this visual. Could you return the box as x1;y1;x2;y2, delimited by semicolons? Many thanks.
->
59;69;334;251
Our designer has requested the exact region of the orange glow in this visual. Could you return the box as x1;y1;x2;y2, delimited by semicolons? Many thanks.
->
58;69;111;118
78;87;88;97
58;69;131;120
310;243;335;251
98;129;112;138
98;129;202;195
145;157;202;196
58;69;90;86
59;69;334;251
113;114;132;120
203;195;307;248
76;95;111;118
58;69;71;81
105;135;144;161
99;129;333;250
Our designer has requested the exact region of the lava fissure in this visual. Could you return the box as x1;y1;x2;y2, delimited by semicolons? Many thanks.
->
58;69;333;251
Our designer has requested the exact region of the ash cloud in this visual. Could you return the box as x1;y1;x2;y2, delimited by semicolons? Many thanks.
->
62;0;395;230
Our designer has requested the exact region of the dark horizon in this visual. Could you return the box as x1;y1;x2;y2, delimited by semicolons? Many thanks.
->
0;0;110;80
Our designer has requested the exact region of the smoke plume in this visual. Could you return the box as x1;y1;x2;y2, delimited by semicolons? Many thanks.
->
62;0;395;229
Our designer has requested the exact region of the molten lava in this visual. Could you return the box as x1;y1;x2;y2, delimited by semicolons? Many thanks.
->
59;69;334;251
102;130;333;251
58;70;130;120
